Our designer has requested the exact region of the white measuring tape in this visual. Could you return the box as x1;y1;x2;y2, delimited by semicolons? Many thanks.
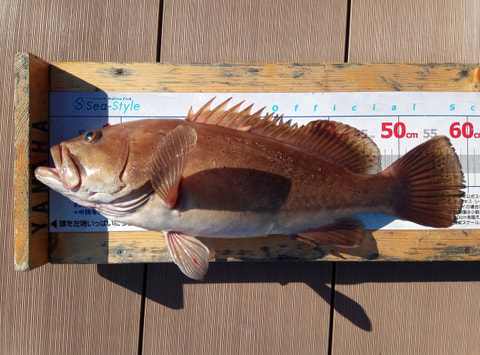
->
49;92;480;231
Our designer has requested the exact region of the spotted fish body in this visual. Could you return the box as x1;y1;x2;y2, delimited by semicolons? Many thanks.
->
35;99;464;280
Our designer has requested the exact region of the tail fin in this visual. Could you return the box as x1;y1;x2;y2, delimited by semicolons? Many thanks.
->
385;136;464;228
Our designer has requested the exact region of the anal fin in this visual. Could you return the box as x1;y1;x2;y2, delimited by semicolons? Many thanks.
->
297;218;366;248
165;231;210;281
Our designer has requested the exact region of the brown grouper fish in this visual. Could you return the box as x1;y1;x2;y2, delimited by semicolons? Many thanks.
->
35;98;465;280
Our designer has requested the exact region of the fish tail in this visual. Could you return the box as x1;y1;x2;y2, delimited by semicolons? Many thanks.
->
385;136;464;228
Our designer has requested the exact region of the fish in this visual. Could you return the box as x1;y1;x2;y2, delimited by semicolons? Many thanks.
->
35;98;465;280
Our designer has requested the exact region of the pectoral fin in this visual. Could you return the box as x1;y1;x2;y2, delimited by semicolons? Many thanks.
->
165;231;210;280
297;218;366;248
151;125;198;208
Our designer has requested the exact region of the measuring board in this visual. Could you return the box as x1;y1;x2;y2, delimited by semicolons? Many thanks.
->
15;57;480;268
49;91;479;232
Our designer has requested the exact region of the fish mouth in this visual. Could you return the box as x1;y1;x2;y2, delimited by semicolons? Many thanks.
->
35;144;81;191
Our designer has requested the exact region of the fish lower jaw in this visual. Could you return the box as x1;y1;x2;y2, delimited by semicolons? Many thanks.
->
34;167;65;191
34;165;81;191
35;166;55;179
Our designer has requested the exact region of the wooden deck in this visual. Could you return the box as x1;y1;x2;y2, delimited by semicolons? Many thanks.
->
2;1;480;354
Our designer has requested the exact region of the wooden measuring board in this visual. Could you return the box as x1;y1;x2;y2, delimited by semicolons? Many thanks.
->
14;52;480;270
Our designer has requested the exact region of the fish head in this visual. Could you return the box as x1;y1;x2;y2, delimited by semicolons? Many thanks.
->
35;121;169;208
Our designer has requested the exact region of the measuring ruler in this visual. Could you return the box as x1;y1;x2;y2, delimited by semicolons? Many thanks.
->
49;92;480;232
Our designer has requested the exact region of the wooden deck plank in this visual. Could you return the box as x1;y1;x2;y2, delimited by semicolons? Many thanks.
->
348;0;480;63
144;262;334;354
160;0;347;63
141;1;348;353
333;1;480;353
0;0;161;353
333;262;480;353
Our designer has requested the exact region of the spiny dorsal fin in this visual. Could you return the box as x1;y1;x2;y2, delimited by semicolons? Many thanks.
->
187;98;381;174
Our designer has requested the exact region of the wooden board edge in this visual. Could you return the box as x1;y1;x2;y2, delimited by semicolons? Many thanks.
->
49;62;480;92
14;52;50;271
49;229;480;264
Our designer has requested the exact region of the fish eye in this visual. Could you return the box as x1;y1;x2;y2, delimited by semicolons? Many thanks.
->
85;130;102;143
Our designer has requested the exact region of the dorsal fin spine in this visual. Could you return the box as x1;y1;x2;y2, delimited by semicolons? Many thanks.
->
238;111;259;130
221;102;249;127
234;108;260;129
271;114;284;128
256;113;284;136
191;97;217;122
271;116;287;135
209;99;232;124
